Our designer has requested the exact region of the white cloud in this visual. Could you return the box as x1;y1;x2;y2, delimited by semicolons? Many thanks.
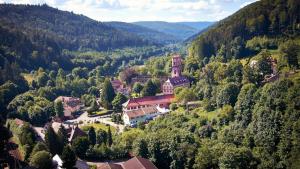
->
240;0;258;8
0;0;255;22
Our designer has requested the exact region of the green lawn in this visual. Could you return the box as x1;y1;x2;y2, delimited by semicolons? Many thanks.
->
192;107;220;121
80;123;116;133
88;109;112;116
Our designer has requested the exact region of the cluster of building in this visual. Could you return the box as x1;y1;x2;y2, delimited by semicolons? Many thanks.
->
122;94;174;126
54;96;84;119
121;55;190;126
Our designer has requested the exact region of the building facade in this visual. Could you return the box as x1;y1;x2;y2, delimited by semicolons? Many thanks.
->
162;55;190;94
122;94;174;112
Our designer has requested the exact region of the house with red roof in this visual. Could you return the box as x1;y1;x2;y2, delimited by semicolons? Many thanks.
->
111;79;131;96
97;157;158;169
122;106;169;126
122;95;173;126
122;94;174;112
162;55;190;94
55;96;84;118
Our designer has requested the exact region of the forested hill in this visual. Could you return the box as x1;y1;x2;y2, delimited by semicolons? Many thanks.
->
189;0;300;60
106;21;180;44
0;4;149;52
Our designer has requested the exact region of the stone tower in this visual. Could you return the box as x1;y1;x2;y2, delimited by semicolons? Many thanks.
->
171;55;182;78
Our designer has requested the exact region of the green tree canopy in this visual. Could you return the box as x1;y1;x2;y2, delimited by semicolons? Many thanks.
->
141;79;157;96
112;93;127;112
88;127;96;146
54;100;64;118
61;145;77;169
100;79;116;109
29;150;52;169
72;136;89;159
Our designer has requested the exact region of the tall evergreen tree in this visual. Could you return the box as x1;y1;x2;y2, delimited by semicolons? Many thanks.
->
54;100;64;118
45;126;59;155
100;79;116;109
88;127;96;146
97;129;107;145
57;124;68;154
134;138;149;158
107;126;113;147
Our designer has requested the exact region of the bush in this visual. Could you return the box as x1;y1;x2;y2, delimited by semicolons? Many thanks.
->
29;150;52;169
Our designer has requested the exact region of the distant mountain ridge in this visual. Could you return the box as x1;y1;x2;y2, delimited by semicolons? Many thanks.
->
177;21;215;30
105;21;180;45
133;21;214;40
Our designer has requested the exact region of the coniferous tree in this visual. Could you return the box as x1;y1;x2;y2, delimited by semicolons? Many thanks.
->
134;138;149;158
57;124;68;154
97;129;107;145
45;126;59;155
54;100;64;118
107;126;113;147
100;79;116;109
88;127;96;146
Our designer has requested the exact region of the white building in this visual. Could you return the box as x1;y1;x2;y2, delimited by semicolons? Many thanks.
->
52;154;89;169
122;105;170;127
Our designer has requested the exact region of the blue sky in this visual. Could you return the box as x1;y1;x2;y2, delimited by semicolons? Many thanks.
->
0;0;258;22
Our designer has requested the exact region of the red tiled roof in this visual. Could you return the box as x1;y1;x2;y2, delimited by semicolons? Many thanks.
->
97;163;123;169
122;157;158;169
124;106;157;119
123;94;174;108
111;79;123;89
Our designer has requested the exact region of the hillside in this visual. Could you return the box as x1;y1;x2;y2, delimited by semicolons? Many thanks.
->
189;0;300;60
133;21;206;40
0;4;150;51
0;4;157;70
106;21;180;44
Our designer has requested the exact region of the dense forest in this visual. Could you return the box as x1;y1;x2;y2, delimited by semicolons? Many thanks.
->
0;4;172;71
0;4;150;51
189;0;300;61
0;0;300;169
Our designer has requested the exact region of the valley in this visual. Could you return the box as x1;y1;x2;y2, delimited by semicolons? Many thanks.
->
0;0;300;169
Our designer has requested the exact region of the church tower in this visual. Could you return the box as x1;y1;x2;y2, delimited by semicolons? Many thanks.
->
171;55;182;78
